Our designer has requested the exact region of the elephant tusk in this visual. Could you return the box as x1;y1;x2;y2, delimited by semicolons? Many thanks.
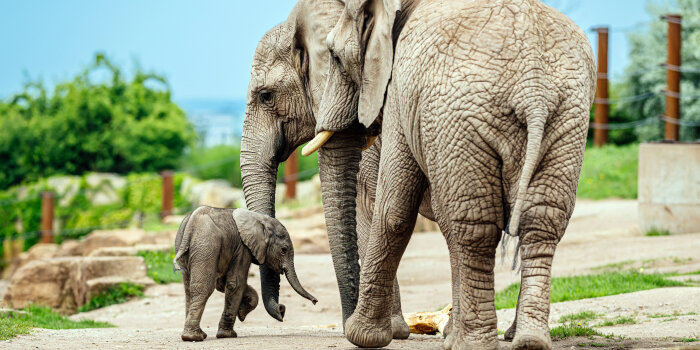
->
301;131;334;156
362;136;377;151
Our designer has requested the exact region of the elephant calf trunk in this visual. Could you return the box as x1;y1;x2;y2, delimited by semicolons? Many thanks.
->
284;253;318;304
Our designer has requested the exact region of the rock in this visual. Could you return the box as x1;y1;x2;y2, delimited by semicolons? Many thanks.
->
80;229;146;256
85;173;127;206
47;176;81;206
88;244;172;257
3;256;154;314
55;240;84;257
162;215;186;226
1;243;60;279
189;180;242;208
138;231;177;245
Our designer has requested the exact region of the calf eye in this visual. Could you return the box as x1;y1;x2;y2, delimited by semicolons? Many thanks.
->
281;247;288;254
259;91;273;104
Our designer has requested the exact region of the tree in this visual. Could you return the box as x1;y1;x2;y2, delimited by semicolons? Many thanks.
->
619;0;700;142
0;54;196;189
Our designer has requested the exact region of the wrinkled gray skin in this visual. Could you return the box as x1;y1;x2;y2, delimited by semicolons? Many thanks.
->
240;0;435;339
314;0;596;348
173;207;317;342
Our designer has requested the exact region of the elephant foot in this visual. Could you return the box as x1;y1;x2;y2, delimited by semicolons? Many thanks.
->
512;329;551;350
216;328;237;338
181;328;207;342
345;311;392;348
504;320;516;341
445;329;499;350
391;314;410;339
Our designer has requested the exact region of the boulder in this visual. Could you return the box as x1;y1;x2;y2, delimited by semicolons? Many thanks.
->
47;176;81;206
188;179;242;208
80;229;146;256
88;244;172;257
2;256;154;314
55;240;83;257
85;173;127;206
1;243;60;279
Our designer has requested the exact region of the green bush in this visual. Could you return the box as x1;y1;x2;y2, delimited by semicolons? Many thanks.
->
137;249;182;284
181;145;319;188
577;144;638;199
78;283;144;313
0;53;196;190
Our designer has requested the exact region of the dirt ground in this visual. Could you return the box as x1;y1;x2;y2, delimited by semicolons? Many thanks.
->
3;199;700;349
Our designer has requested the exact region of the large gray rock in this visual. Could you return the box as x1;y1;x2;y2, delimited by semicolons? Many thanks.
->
47;176;82;206
85;173;128;206
2;256;154;314
188;179;242;208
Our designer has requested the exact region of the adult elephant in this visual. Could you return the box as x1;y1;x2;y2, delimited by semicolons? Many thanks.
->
239;0;432;339
306;0;595;348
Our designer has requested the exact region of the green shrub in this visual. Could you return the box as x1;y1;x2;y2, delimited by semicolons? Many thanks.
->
645;228;670;236
137;249;182;284
550;323;598;339
0;304;113;340
78;283;144;313
0;53;196;190
577;144;638;199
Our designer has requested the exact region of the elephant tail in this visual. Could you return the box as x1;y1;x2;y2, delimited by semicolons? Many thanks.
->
173;211;194;273
504;109;546;264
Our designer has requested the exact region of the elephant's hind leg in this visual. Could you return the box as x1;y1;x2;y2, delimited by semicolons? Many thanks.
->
345;125;428;348
181;254;217;342
510;117;585;350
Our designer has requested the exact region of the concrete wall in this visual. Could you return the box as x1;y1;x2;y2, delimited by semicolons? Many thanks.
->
638;143;700;235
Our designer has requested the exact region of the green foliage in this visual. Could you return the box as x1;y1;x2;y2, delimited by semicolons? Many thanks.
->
577;144;638;199
682;338;698;342
78;283;144;313
181;145;319;188
617;0;700;142
0;304;113;340
495;271;686;310
645;228;671;236
137;249;182;284
0;53;196;190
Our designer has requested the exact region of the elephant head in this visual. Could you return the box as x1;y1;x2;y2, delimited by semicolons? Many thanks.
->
234;209;317;318
241;0;365;324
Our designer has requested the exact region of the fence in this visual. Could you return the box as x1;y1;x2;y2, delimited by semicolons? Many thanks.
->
592;15;700;146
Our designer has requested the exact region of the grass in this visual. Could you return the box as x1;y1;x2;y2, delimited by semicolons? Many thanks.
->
495;271;686;310
577;144;638;199
550;323;598;339
682;338;698;342
645;228;671;236
0;304;113;340
78;283;144;312
137;249;182;284
597;316;636;327
648;311;697;319
559;311;600;323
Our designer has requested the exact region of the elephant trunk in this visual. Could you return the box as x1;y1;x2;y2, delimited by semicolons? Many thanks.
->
283;249;318;304
240;136;285;322
317;132;365;325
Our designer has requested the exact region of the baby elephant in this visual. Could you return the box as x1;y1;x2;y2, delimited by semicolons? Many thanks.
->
173;207;317;341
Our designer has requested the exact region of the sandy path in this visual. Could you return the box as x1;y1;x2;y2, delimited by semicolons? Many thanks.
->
4;199;700;349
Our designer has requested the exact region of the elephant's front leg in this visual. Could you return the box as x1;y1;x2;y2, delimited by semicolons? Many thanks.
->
345;130;428;348
217;264;249;338
356;145;410;340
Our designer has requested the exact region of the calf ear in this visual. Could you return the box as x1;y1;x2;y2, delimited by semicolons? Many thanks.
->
233;209;268;264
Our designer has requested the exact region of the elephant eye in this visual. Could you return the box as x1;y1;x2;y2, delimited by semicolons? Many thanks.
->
281;247;288;254
330;50;343;70
259;90;273;104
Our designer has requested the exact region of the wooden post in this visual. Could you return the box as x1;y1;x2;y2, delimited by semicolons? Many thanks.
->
40;191;54;243
665;14;682;141
161;171;174;219
594;27;609;147
284;149;298;200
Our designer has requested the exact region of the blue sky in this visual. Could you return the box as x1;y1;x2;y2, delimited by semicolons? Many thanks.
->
0;0;665;101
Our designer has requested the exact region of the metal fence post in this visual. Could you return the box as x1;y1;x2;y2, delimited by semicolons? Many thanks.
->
161;170;174;219
594;27;609;147
40;191;54;243
665;14;682;141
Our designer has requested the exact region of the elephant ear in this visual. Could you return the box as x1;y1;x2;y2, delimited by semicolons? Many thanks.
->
233;209;269;264
354;0;400;127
